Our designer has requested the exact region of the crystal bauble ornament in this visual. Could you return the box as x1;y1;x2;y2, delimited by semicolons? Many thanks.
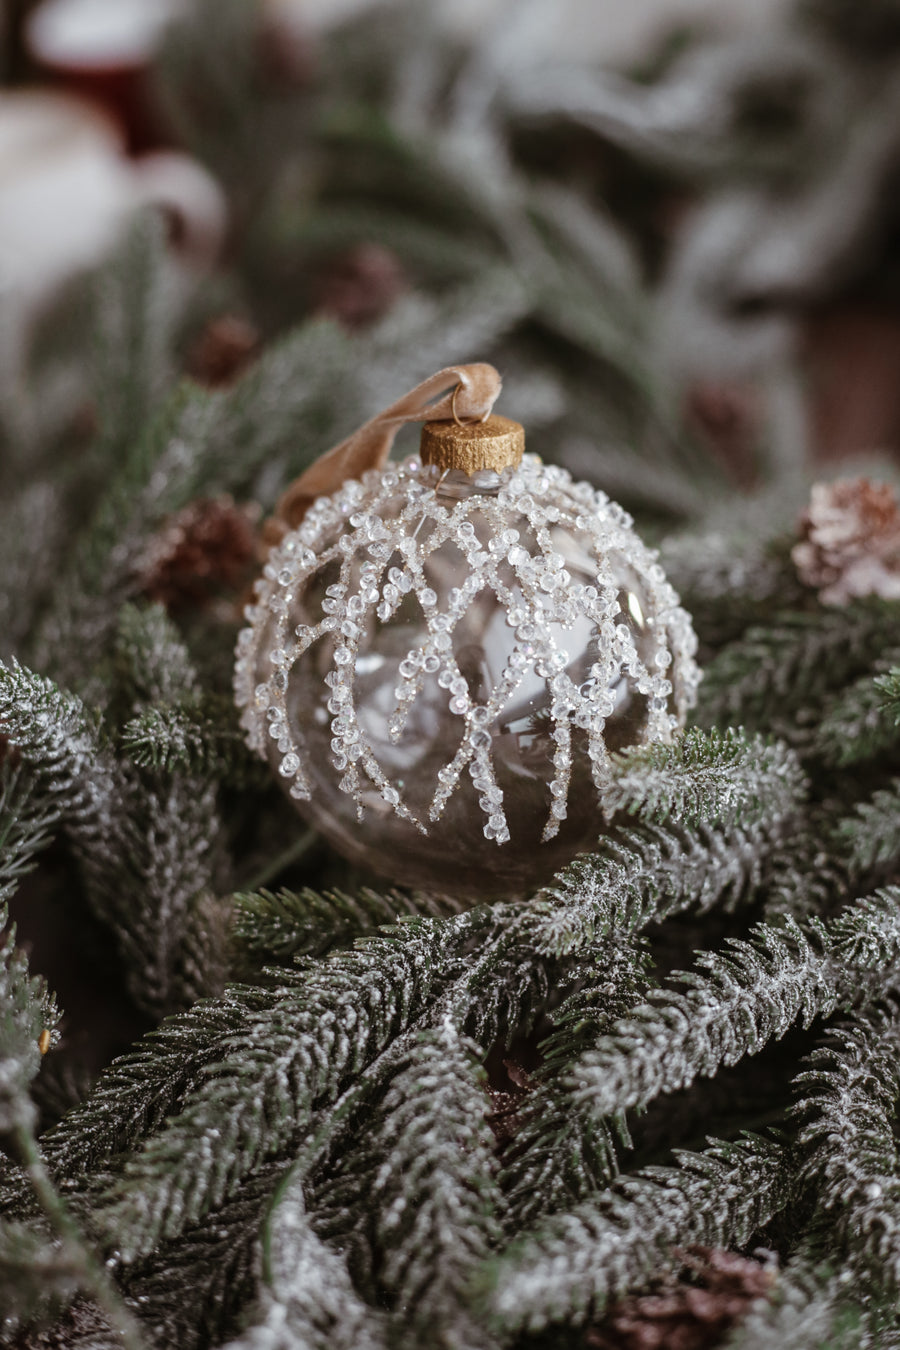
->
235;404;700;899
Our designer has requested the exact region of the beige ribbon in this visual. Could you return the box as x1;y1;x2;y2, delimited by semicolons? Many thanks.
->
263;362;501;547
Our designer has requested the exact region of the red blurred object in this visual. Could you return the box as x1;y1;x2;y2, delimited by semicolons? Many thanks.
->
25;0;178;151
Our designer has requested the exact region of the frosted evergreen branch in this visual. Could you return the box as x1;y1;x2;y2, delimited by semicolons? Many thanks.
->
762;805;850;921
0;483;65;664
123;1163;289;1350
223;1163;386;1350
816;655;900;766
793;1003;900;1290
835;782;900;877
31;385;206;680
0;937;60;1135
119;701;253;780
563;900;899;1124
605;728;806;830
697;602;900;733
91;218;175;469
232;886;465;959
499;1086;626;1232
830;888;900;969
499;947;648;1228
722;1255;868;1350
581;884;900;1130
0;1221;81;1342
530;815;775;957
0;659;109;819
114;603;198;708
92;912;494;1260
9;1124;147;1350
76;771;223;1018
875;668;900;724
34;991;278;1187
366;1025;502;1345
0;763;62;912
482;1136;788;1334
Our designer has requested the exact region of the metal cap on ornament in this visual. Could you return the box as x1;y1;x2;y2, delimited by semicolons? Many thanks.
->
234;363;700;900
420;413;525;476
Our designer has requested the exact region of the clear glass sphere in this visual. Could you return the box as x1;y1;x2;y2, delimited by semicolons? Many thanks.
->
235;456;699;899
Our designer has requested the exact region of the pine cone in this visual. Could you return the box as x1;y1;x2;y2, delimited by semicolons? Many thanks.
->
185;315;261;388
311;243;406;331
135;496;260;612
792;477;900;605
585;1248;776;1350
486;1058;536;1142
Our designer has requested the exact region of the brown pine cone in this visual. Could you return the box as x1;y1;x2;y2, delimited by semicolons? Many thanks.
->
792;477;900;605
185;315;261;388
311;243;406;332
586;1248;776;1350
135;495;260;613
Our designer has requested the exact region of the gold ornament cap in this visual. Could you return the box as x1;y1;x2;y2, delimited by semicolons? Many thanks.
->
419;413;525;476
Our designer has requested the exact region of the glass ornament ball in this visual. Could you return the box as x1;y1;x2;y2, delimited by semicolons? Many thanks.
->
234;449;700;899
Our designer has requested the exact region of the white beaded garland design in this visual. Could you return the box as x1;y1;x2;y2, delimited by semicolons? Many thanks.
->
235;454;700;867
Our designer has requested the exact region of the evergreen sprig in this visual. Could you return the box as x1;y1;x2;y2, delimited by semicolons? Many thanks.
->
562;888;900;1132
697;602;900;735
816;655;900;766
793;1003;900;1290
232;885;464;959
605;727;806;829
836;782;900;877
0;938;60;1135
484;1136;789;1334
92;913;488;1260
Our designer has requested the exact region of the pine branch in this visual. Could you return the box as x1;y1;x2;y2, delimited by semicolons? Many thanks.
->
696;602;900;734
123;1163;287;1350
114;603;198;708
605;728;806;830
565;888;900;1129
816;654;900;766
793;1002;900;1290
0;482;65;664
762;804;850;921
875;667;900;725
0;937;60;1136
232;885;464;960
90;218;176;469
8;1124;146;1350
722;1255;869;1350
482;1136;789;1335
223;1163;385;1350
0;763;62;913
830;888;900;969
119;699;253;780
33;991;275;1188
365;1025;502;1346
834;781;900;877
499;945;648;1228
529;814;776;959
0;659;110;821
0;1221;81;1341
91;912;493;1261
565;917;842;1124
75;769;223;1018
